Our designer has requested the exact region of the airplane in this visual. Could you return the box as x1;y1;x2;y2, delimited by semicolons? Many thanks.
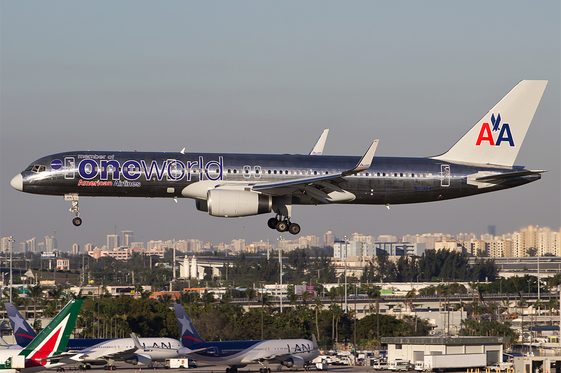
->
10;80;547;235
0;299;82;373
63;335;185;369
4;303;188;369
5;303;109;350
174;304;320;373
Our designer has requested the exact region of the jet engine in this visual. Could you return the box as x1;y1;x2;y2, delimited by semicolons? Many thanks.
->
280;356;305;369
204;189;271;217
125;353;152;366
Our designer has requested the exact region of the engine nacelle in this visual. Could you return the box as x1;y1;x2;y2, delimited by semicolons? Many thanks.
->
124;353;152;366
207;189;271;217
280;355;305;369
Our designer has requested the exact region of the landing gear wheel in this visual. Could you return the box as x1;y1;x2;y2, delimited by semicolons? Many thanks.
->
268;217;279;229
72;217;82;226
288;223;300;235
276;220;288;232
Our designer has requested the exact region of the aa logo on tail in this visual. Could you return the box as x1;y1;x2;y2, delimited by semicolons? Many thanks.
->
475;113;515;147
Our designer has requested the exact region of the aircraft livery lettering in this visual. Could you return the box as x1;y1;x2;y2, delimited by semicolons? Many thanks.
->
69;155;224;183
141;342;172;349
475;113;515;147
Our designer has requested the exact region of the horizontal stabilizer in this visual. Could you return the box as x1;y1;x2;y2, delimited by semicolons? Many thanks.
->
475;170;546;181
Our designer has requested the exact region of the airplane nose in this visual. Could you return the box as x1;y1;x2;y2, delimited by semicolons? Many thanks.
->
10;174;23;191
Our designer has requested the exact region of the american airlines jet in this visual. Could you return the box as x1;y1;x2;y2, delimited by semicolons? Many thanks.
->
10;80;547;234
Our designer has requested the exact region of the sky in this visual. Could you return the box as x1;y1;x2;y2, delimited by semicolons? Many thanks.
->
1;1;560;251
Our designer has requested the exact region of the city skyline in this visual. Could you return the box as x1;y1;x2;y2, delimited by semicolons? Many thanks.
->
1;2;559;247
4;224;560;258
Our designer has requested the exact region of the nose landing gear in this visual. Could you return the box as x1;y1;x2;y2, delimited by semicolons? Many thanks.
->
65;194;82;226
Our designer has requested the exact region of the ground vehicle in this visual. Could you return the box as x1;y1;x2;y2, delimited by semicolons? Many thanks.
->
486;362;513;372
315;357;328;371
421;354;486;371
372;360;388;370
388;360;412;371
165;359;197;369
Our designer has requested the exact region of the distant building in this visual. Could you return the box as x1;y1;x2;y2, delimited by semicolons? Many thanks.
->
56;258;70;271
121;230;134;247
324;230;335;247
107;234;119;250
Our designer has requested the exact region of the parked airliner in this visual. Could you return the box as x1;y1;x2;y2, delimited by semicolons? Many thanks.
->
174;304;319;373
5;303;109;350
0;300;82;373
4;303;185;369
10;80;547;234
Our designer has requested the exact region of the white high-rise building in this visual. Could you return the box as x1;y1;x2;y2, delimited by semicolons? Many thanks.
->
27;238;37;253
107;234;120;250
121;231;134;247
324;231;335;247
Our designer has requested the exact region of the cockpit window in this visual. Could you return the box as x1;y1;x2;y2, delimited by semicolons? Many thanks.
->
25;164;47;173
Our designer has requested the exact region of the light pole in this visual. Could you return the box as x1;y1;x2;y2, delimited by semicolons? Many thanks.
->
8;236;14;304
344;236;347;313
278;236;283;313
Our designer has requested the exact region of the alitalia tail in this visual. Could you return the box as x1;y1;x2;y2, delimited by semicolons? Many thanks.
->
0;299;82;373
10;80;547;234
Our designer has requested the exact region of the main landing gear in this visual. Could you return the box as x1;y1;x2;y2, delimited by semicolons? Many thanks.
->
267;216;301;235
225;367;238;373
65;194;82;226
269;197;300;235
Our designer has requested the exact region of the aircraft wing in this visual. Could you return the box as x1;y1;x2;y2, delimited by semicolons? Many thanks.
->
251;140;378;202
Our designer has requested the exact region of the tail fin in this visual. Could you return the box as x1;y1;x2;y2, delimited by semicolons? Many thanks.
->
5;302;37;347
173;304;204;347
433;80;547;166
19;299;83;368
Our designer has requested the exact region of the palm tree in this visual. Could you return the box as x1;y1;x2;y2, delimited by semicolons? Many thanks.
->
28;284;44;321
455;301;465;324
245;288;257;310
405;289;417;313
330;303;342;342
517;298;526;343
301;290;313;306
314;298;323;340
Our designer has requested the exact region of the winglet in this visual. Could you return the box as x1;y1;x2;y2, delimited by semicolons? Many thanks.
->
309;129;329;155
130;332;143;349
342;140;378;176
312;334;319;350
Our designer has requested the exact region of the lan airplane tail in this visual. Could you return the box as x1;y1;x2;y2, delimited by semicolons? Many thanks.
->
173;304;204;347
5;303;37;347
433;80;547;167
18;299;83;369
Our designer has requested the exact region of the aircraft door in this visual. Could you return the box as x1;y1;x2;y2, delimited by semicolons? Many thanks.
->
440;165;450;187
243;165;251;179
64;157;75;179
